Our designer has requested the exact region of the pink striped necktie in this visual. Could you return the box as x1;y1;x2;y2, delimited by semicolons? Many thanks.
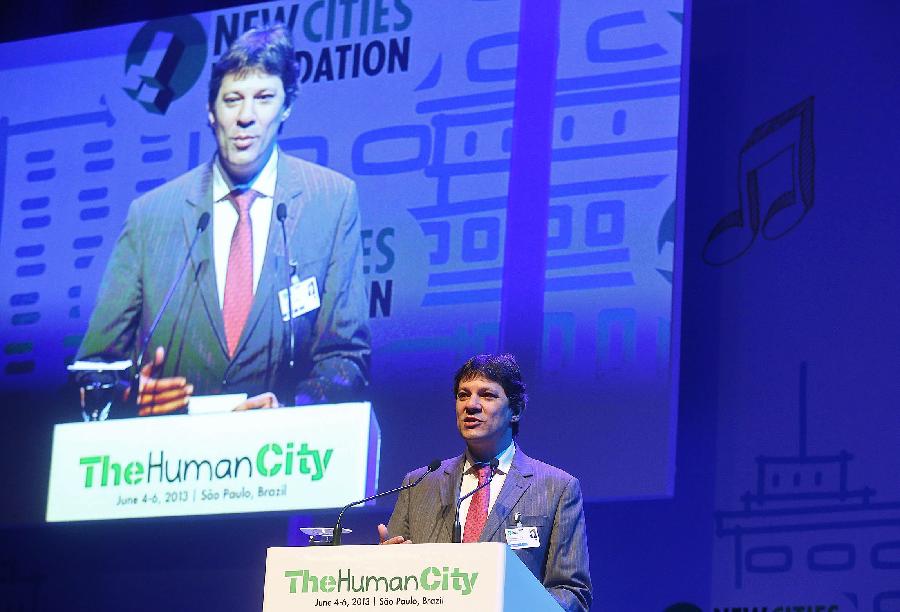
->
222;189;259;357
462;464;492;543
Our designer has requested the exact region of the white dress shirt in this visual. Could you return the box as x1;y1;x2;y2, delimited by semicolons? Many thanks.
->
458;440;516;535
211;148;278;308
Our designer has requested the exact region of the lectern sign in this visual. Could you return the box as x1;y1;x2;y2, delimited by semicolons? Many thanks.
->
283;565;481;599
263;543;562;611
46;402;380;521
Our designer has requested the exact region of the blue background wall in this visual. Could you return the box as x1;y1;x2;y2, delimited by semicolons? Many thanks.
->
2;1;900;610
689;2;900;609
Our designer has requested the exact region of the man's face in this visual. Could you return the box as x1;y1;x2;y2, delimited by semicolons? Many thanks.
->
455;375;514;456
208;69;291;184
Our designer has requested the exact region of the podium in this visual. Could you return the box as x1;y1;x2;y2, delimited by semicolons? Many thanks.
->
263;543;562;611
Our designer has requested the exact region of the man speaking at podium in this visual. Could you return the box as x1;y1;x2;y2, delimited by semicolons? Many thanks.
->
378;354;592;612
76;23;370;416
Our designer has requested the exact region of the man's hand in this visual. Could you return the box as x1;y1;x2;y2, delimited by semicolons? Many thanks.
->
377;523;412;545
233;392;280;411
136;347;193;416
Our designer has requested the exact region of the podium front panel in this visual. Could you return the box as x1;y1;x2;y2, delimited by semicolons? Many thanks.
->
264;543;562;611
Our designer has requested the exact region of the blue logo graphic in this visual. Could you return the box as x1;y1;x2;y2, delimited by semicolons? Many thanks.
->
123;17;208;115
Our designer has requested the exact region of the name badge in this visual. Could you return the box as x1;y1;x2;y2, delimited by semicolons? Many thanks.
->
505;526;540;550
278;275;321;321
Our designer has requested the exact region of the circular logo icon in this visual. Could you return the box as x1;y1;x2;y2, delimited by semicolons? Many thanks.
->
123;16;208;115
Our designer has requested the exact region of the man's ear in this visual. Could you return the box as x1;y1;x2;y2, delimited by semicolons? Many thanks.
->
207;107;216;128
510;413;520;422
281;103;293;123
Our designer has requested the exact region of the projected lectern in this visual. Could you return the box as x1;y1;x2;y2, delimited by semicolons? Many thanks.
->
263;542;562;611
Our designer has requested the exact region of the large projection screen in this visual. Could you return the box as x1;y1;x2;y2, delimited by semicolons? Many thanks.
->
0;0;686;524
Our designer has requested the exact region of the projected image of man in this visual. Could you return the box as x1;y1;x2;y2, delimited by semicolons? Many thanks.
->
377;354;592;612
77;23;370;415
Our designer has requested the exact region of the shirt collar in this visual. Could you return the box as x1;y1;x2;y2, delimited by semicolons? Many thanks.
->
212;147;279;202
464;440;516;476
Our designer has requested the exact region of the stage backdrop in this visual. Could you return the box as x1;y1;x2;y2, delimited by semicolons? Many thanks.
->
0;0;685;524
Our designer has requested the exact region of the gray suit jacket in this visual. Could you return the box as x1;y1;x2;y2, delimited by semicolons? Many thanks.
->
77;151;370;405
386;448;592;612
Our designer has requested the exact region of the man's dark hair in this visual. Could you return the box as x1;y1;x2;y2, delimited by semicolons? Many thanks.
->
208;23;300;109
454;353;527;436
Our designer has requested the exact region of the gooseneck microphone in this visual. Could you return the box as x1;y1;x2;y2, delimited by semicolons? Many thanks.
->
452;457;500;543
132;212;210;406
332;459;442;546
276;203;295;369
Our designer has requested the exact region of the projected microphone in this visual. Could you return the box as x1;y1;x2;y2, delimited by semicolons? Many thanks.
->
332;459;442;546
276;203;295;369
132;212;210;406
452;457;500;543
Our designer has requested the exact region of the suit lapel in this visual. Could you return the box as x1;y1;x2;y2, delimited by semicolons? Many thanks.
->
481;448;534;542
434;455;465;542
183;163;228;358
273;153;309;258
231;150;307;359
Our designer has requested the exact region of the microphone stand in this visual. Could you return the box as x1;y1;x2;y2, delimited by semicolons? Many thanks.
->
332;459;441;545
276;203;295;369
132;212;210;408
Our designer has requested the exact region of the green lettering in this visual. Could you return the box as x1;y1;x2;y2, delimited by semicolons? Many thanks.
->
101;454;122;486
285;570;303;594
257;443;283;477
420;567;440;591
79;455;103;488
298;443;312;474
124;461;144;485
303;569;320;593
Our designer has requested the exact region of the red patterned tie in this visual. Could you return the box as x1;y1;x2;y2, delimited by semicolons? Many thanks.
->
462;464;491;543
222;189;258;357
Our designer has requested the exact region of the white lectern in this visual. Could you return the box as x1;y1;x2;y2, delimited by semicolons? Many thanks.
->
263;543;562;611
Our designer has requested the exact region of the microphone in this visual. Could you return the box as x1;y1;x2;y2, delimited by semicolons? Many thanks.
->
276;203;295;369
452;457;499;543
332;459;441;546
132;212;210;406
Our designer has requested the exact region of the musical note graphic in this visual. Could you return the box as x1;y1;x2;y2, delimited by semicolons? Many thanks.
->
703;96;815;265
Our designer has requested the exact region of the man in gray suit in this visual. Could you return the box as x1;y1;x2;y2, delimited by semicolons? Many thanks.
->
76;24;370;415
378;354;592;612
